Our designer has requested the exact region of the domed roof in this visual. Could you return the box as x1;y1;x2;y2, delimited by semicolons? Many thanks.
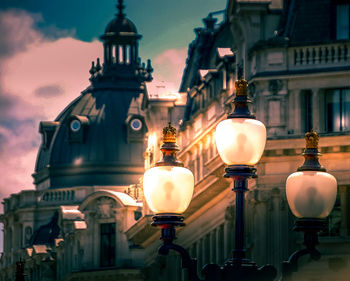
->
105;17;138;34
34;87;147;189
103;0;138;36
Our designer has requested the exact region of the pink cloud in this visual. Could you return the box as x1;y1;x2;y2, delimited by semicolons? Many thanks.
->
0;10;102;204
150;48;187;94
0;10;188;253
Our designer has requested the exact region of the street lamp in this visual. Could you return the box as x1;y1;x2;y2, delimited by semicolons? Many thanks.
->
282;130;337;280
142;79;337;281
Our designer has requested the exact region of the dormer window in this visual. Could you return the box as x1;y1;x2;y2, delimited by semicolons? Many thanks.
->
125;115;147;143
68;115;89;143
70;119;82;132
336;3;350;40
39;121;60;150
130;118;142;131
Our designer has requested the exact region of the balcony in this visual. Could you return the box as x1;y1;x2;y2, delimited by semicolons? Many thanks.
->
289;42;350;71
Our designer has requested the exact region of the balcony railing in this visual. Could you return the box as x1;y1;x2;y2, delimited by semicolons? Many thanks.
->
289;42;350;70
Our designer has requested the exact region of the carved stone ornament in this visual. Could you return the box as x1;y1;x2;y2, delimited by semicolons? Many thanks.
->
268;79;282;95
96;197;116;218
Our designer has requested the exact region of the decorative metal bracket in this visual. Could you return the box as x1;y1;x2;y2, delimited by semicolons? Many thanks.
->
280;218;326;281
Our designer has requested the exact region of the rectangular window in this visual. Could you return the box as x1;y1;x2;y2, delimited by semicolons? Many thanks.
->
100;223;116;267
301;90;313;132
326;88;350;132
336;4;350;40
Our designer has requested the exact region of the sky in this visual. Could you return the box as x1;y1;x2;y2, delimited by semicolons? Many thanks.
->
0;0;227;252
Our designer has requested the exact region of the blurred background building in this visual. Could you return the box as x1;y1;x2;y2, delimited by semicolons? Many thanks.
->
1;0;350;280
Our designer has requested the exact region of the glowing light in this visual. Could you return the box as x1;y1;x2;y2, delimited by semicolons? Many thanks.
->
73;157;83;165
143;166;194;214
215;118;266;165
286;171;337;218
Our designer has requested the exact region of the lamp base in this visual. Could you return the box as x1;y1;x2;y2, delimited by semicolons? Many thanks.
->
294;218;327;232
152;214;185;243
151;213;185;227
224;165;257;178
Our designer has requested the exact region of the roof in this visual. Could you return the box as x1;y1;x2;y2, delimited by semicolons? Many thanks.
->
179;15;232;92
80;189;142;210
34;88;146;189
105;17;138;34
278;0;337;45
60;206;84;220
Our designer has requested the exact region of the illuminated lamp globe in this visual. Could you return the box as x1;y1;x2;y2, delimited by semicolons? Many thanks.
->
286;130;337;219
216;118;266;165
143;123;194;215
143;166;194;214
286;171;337;218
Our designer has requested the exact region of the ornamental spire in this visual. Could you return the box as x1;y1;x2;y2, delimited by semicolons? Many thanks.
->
116;0;125;19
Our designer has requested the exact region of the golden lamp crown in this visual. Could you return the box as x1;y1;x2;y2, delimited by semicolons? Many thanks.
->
235;79;248;96
162;123;177;143
305;130;319;149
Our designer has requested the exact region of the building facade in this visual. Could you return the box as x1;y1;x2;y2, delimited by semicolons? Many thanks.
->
0;1;151;280
140;0;350;280
1;0;350;281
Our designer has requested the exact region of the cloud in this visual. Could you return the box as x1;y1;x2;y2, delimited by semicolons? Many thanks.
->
0;9;188;253
0;10;43;58
0;10;187;208
0;10;103;205
34;84;64;97
150;48;187;94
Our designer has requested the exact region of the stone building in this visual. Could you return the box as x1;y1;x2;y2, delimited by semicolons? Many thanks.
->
139;0;350;280
1;0;350;281
0;1;151;280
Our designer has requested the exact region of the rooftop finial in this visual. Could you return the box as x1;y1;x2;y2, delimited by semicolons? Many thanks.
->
117;0;125;19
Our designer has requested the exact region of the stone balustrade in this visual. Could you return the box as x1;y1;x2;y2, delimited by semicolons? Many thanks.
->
290;42;350;69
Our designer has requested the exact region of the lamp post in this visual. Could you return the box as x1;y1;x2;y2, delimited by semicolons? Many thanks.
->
142;79;337;281
282;130;337;280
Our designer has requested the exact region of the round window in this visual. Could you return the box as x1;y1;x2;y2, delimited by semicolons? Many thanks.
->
130;119;142;131
70;120;81;132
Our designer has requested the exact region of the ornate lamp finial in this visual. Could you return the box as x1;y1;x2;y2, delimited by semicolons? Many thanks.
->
235;78;248;97
163;122;177;143
228;78;255;119
297;130;325;171
305;130;319;149
117;0;125;19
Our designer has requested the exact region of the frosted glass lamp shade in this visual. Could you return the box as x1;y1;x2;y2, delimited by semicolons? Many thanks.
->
215;118;267;165
143;166;194;214
286;171;337;218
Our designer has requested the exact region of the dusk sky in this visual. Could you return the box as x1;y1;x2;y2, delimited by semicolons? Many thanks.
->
0;0;226;251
